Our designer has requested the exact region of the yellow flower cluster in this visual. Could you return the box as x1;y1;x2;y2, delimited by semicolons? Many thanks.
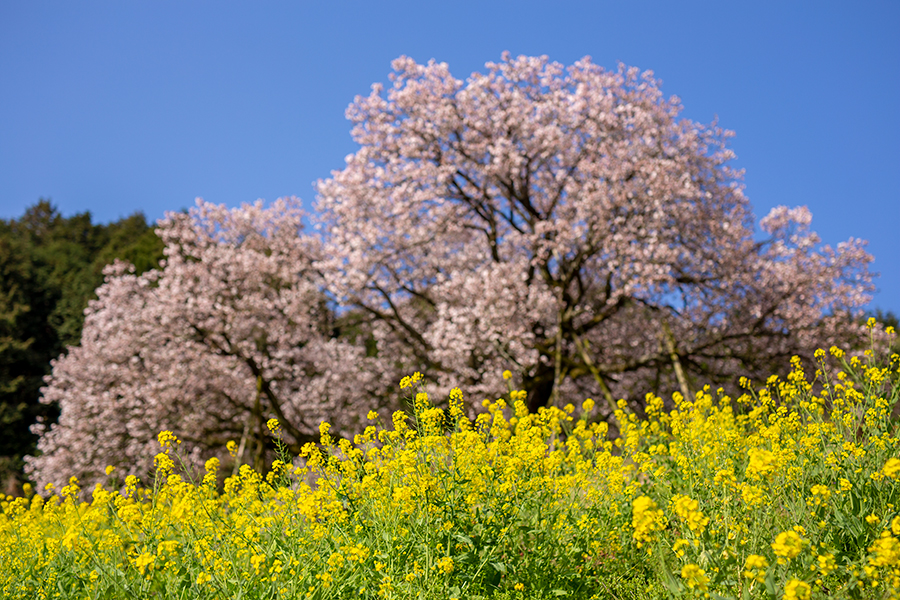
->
632;496;667;548
783;579;812;600
680;563;709;591
772;529;806;564
0;336;898;599
670;494;709;534
743;554;768;583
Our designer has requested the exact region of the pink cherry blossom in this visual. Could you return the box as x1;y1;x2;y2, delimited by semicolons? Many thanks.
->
26;198;391;489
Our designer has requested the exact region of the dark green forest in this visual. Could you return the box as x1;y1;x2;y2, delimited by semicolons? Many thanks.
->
0;201;164;493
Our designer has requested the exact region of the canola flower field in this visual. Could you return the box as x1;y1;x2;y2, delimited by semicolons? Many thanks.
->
1;323;899;600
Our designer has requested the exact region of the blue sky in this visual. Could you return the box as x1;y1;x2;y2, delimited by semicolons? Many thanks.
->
1;1;898;313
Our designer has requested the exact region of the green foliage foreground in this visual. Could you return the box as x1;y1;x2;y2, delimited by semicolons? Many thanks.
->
2;325;899;600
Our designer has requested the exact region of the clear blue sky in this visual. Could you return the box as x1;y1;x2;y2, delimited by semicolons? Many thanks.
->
1;1;898;313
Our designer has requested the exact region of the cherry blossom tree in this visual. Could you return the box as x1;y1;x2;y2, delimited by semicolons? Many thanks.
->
26;198;389;489
315;53;874;414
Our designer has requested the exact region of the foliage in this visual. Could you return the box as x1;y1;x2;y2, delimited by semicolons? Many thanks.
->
315;53;874;414
0;200;163;493
2;328;898;599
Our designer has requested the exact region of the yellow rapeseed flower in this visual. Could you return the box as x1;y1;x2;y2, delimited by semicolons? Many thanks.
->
772;530;804;563
746;448;777;480
250;553;266;575
134;552;156;576
783;579;811;600
671;494;709;533
882;457;900;480
435;556;454;574
743;554;767;582
449;387;464;418
807;484;831;507
203;457;219;485
868;531;900;568
632;496;666;547
154;452;175;474
157;430;180;451
680;563;709;591
817;553;836;576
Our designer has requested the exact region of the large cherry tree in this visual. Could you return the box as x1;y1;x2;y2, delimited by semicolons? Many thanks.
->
315;53;874;413
27;198;388;488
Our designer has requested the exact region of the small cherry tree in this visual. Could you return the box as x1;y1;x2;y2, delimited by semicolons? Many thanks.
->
27;198;388;488
315;53;874;413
